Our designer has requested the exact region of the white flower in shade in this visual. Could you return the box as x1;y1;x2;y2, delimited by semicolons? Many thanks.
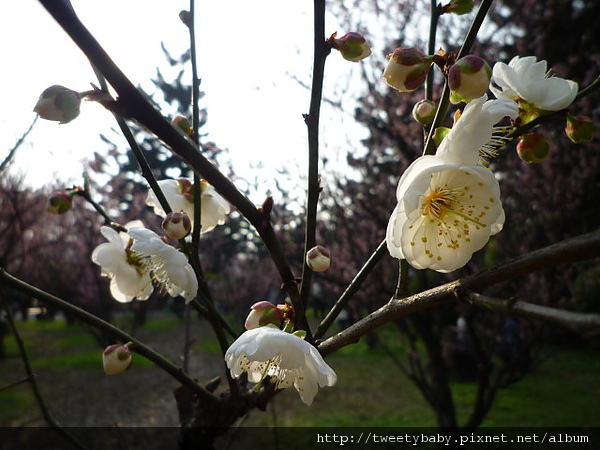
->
490;56;578;111
146;178;229;234
128;227;198;302
386;96;518;272
91;226;153;303
225;326;337;406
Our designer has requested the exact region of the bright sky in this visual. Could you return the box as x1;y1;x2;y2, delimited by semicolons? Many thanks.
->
1;1;366;204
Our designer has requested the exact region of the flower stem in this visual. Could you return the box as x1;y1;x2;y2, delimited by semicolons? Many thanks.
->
298;0;331;341
425;0;442;101
423;0;495;156
313;239;387;340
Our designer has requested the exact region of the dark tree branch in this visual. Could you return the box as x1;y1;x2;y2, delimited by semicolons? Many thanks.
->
37;0;305;331
0;268;221;406
464;291;600;338
319;230;600;356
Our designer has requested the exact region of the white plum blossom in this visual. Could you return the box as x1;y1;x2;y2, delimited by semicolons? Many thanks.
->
146;178;229;234
490;56;578;111
386;96;518;273
225;326;337;405
91;226;153;303
128;227;198;302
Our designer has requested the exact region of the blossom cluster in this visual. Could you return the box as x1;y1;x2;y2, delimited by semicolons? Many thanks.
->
383;51;587;273
225;301;337;405
91;177;229;303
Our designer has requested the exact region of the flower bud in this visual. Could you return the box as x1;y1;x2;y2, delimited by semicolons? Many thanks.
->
444;0;475;15
448;55;491;103
306;245;331;272
162;211;192;240
172;115;193;136
412;99;437;126
565;114;596;144
331;32;372;62
432;126;451;147
102;343;132;375
179;10;192;28
46;192;73;214
244;301;284;330
383;48;432;93
176;177;194;202
517;133;550;163
33;85;81;124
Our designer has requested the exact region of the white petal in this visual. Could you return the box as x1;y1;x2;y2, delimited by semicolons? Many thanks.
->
436;96;518;166
91;242;124;272
99;226;122;247
399;167;503;272
294;368;319;405
386;205;405;259
146;180;192;218
526;78;578;111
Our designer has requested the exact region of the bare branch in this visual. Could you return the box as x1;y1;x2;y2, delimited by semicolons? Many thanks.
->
464;291;600;338
0;268;221;407
0;116;38;174
319;230;600;356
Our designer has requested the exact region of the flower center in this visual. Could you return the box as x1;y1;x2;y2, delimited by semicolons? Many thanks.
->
423;188;454;220
125;248;148;277
423;186;486;228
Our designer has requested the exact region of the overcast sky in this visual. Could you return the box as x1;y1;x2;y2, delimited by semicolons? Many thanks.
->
0;1;369;205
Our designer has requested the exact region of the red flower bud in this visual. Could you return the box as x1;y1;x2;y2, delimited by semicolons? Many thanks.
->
517;133;550;163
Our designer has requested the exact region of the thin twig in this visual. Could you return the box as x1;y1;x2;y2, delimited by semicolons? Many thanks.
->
464;291;600;338
0;116;38;174
313;239;387;340
0;268;221;407
423;0;495;156
0;377;31;393
1;297;89;450
297;0;331;341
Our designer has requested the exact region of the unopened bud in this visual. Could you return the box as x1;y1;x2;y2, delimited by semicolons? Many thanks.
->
162;211;191;240
176;177;194;202
432;126;451;147
179;10;192;28
46;192;73;214
565;114;596;144
448;55;491;103
33;85;82;124
444;0;475;15
383;48;432;93
244;301;284;330
102;343;132;375
412;99;437;126
306;245;331;272
517;133;550;163
172;115;193;136
331;32;372;62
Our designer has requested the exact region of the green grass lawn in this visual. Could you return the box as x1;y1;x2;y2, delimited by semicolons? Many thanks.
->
1;315;599;429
